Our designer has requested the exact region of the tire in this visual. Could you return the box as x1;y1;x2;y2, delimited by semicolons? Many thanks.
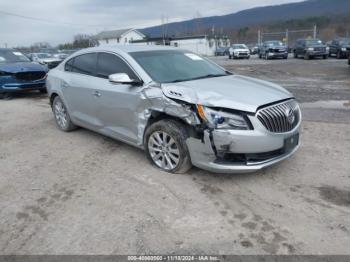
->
144;119;192;174
52;96;77;132
323;55;328;60
1;93;12;100
39;88;47;94
284;55;288;59
228;55;232;59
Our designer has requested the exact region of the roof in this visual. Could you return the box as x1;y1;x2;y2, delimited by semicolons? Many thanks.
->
71;45;182;57
95;29;144;40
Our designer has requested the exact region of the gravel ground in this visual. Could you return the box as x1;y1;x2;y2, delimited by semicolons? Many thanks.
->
0;56;350;255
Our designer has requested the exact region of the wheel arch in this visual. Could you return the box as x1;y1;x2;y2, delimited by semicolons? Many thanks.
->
142;110;199;145
50;92;59;107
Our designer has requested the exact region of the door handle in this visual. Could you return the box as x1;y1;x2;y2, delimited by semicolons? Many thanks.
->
62;82;69;88
93;91;101;98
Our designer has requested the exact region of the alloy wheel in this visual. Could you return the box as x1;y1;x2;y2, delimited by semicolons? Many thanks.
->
148;131;180;171
54;100;68;129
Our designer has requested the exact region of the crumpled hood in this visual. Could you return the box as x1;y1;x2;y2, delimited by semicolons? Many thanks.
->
0;62;48;73
162;75;293;113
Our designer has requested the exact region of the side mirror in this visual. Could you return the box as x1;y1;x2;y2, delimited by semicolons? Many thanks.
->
108;73;142;86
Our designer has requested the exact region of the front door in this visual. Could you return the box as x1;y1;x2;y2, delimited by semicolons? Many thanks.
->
93;52;145;145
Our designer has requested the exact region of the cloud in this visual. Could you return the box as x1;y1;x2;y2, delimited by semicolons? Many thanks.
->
0;0;304;47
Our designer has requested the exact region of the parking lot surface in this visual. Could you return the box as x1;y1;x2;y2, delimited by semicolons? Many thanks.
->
0;56;350;255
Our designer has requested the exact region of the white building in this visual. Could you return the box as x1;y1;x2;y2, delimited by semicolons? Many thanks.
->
131;35;230;56
95;29;146;46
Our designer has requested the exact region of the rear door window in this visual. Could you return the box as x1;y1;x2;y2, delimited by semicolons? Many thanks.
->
70;53;97;76
65;58;74;72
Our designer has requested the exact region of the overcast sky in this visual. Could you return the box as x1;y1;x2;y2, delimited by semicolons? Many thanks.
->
0;0;304;47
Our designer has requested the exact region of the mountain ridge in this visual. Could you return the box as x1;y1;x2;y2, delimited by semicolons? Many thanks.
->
139;0;350;37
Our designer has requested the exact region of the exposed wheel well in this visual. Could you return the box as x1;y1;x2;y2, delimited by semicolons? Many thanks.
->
50;93;59;107
143;111;200;144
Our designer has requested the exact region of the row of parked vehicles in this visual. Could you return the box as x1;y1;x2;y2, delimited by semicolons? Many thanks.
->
0;49;77;99
216;37;350;61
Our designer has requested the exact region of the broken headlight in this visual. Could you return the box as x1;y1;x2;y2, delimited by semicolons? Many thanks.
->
197;105;250;130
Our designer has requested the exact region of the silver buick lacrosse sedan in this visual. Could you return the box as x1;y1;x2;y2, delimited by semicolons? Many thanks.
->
46;46;301;174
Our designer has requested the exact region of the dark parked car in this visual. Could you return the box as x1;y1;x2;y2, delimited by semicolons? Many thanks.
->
293;39;329;60
214;47;229;56
259;41;288;60
0;48;48;98
328;38;350;59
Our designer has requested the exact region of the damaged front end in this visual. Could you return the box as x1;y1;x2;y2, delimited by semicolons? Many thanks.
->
140;82;300;174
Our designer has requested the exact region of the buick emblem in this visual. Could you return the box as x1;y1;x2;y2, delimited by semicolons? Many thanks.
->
286;108;295;124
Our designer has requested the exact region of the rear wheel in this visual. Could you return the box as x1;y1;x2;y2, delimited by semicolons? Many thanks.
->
52;96;77;132
145;119;192;174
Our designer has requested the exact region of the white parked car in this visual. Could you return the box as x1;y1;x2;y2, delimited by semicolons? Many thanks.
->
28;53;62;69
228;44;251;59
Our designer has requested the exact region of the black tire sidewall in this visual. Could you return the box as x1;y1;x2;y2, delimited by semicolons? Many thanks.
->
144;119;192;174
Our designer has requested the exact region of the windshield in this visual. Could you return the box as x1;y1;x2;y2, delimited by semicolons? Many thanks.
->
0;50;30;63
232;44;247;49
305;39;323;46
266;41;284;47
130;50;229;83
37;53;52;59
339;39;350;45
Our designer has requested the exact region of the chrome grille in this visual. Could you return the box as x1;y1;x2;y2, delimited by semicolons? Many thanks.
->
257;99;300;133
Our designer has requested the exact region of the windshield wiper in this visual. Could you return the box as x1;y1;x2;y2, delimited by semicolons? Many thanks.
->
168;74;228;83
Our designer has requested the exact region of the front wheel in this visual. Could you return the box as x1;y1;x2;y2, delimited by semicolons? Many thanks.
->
145;119;192;174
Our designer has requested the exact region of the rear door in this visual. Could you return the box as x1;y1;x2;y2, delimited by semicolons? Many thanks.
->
93;52;145;144
61;53;102;129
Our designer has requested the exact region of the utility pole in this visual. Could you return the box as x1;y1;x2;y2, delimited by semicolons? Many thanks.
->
313;24;317;39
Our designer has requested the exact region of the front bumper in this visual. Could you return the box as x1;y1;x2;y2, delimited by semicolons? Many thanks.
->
306;50;328;57
267;52;288;58
186;116;300;174
234;52;250;58
0;81;46;93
